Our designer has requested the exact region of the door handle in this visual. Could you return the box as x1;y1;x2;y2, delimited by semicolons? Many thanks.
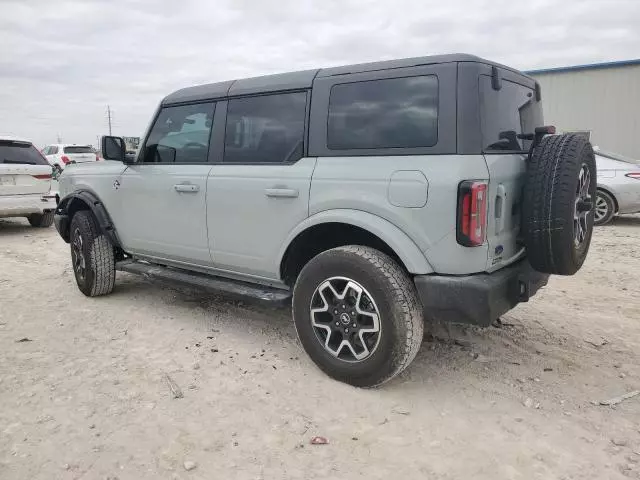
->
174;183;199;193
495;184;507;234
265;188;299;198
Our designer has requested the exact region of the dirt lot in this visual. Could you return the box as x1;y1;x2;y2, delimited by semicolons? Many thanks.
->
1;217;639;480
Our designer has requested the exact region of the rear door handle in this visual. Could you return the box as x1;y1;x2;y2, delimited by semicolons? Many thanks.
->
265;188;299;198
174;183;199;193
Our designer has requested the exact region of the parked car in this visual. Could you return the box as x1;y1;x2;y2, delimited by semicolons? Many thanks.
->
0;135;57;227
594;148;640;225
54;54;596;386
42;144;99;173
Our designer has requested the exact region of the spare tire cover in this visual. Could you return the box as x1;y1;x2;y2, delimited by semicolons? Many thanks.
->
522;133;596;275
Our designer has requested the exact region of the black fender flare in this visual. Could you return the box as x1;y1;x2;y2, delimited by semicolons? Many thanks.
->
55;190;122;247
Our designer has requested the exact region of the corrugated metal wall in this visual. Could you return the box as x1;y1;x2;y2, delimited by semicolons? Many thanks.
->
530;65;640;159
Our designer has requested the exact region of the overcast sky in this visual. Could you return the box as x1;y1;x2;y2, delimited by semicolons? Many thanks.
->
1;0;638;148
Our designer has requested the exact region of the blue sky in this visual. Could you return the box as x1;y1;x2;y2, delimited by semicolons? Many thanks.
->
1;0;638;147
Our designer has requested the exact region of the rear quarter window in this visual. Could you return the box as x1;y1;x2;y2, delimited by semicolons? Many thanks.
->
327;75;438;150
0;141;50;165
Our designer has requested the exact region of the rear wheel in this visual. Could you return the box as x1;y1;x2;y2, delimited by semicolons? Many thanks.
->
27;212;54;228
69;210;115;296
594;190;615;226
292;246;424;387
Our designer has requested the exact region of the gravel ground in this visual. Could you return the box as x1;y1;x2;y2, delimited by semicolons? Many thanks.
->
1;216;639;480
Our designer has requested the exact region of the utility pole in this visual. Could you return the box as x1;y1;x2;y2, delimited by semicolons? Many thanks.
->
107;105;113;135
57;133;61;143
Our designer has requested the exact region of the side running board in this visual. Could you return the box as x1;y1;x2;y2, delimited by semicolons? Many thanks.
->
116;260;291;304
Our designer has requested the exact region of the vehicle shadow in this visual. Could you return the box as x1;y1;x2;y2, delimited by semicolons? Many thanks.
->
110;272;556;392
0;218;36;236
611;214;640;227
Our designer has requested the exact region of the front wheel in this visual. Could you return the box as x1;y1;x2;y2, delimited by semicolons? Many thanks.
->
69;210;115;296
594;190;615;226
292;246;424;387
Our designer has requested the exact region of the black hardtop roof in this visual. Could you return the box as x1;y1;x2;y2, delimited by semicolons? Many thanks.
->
162;53;529;105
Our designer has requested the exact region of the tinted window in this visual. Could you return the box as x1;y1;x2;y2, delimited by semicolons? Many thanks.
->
0;141;49;165
480;76;543;153
50;146;59;154
143;102;215;163
224;91;307;164
328;76;438;150
64;146;93;154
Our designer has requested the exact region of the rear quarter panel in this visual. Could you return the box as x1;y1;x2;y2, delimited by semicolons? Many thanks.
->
309;155;490;274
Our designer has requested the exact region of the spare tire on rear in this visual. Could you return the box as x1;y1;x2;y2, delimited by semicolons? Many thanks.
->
523;133;596;275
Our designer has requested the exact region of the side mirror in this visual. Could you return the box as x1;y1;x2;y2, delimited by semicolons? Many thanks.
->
101;136;127;162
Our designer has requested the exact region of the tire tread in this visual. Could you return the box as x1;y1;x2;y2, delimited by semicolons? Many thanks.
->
70;210;115;296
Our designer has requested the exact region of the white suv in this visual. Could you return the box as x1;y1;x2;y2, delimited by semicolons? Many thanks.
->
0;136;57;227
42;144;98;173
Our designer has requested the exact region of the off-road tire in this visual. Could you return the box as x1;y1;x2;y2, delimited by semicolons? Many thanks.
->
523;133;597;275
594;190;615;226
27;211;54;228
292;246;424;387
69;210;115;296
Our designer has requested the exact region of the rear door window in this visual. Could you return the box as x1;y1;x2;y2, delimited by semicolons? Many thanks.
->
0;141;50;165
224;91;307;164
327;75;438;150
480;76;543;153
64;146;93;154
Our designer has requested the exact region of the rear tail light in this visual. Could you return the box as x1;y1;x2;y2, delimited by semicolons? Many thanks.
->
61;155;71;164
32;174;52;180
96;154;100;161
457;180;488;247
625;172;640;180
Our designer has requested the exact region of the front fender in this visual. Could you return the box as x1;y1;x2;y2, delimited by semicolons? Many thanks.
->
277;209;434;274
55;190;121;247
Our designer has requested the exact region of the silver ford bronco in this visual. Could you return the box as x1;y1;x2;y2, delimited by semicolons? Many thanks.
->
54;54;596;386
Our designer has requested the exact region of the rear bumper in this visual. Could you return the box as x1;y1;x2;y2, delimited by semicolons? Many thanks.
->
414;259;549;327
0;194;56;218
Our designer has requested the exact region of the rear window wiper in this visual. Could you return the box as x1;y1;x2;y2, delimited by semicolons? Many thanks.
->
518;126;557;161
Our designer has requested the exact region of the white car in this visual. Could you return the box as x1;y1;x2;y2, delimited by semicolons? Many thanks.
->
594;148;640;225
0;135;57;227
42;144;98;173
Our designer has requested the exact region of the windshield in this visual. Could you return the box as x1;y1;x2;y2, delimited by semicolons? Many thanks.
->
595;148;638;165
480;76;543;153
64;146;93;154
0;140;49;165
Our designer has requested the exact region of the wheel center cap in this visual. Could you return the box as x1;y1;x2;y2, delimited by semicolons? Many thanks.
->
339;312;351;325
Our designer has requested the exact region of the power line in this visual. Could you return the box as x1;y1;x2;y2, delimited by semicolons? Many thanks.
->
107;105;112;135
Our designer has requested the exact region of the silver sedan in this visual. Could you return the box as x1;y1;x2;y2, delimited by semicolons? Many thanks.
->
594;148;640;225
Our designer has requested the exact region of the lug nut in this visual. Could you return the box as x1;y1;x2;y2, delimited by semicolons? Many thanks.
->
334;309;338;314
352;323;357;328
351;311;355;315
335;322;339;326
345;328;349;333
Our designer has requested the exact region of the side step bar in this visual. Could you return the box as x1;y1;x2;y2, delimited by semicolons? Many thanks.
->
116;260;292;304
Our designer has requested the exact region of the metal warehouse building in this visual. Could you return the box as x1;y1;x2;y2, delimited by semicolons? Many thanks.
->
528;59;640;159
